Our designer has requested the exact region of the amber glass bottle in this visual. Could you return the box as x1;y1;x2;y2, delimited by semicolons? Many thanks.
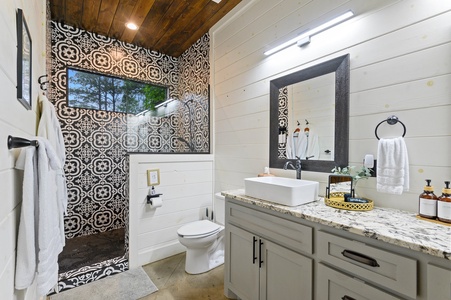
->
437;181;451;223
418;179;438;219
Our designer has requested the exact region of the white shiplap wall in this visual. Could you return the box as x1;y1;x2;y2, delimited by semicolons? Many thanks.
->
128;154;214;268
211;0;451;212
0;0;47;299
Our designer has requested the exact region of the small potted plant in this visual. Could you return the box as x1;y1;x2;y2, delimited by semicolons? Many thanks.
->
331;165;373;196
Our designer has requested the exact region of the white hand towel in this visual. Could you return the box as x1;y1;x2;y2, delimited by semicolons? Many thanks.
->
377;137;409;195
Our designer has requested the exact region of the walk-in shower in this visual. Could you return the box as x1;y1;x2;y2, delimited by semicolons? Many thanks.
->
128;97;199;153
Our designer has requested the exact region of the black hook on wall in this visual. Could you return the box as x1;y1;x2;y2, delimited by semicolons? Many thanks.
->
7;135;38;149
38;74;49;91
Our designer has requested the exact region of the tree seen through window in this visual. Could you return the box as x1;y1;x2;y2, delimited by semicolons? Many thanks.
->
67;68;167;114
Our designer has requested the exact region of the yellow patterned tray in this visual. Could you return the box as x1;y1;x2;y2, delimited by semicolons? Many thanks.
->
325;197;374;211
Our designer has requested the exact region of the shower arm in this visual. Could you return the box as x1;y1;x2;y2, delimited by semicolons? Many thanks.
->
180;98;195;151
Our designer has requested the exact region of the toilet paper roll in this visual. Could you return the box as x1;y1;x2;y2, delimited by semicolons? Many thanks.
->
149;197;163;209
364;154;374;168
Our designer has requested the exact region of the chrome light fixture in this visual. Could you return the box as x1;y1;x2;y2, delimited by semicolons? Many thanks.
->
155;98;175;109
264;10;354;56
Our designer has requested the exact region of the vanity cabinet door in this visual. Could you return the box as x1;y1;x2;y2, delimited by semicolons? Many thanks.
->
427;264;451;300
226;223;312;300
260;240;312;300
317;263;402;300
226;224;259;300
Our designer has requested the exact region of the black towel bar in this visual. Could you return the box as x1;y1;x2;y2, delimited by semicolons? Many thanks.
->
374;115;406;140
7;135;38;149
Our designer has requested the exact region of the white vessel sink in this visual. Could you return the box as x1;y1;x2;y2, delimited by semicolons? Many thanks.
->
244;177;319;207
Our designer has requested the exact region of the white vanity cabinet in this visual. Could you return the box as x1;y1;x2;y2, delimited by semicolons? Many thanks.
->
225;201;313;300
224;194;451;300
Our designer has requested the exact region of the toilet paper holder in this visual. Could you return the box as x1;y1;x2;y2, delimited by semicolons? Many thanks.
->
147;193;163;205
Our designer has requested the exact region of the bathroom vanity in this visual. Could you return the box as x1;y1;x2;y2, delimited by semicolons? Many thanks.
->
222;190;451;300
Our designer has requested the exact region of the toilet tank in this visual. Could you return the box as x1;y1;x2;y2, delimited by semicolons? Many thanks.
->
214;192;225;225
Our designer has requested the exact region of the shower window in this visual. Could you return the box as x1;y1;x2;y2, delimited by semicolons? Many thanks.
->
67;68;168;114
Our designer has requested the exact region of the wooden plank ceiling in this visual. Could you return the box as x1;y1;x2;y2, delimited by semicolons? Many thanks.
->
49;0;241;57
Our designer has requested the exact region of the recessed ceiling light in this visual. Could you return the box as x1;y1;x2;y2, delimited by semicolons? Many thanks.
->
126;22;138;30
212;0;222;3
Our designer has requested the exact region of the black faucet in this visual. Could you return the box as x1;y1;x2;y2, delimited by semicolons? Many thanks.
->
283;156;302;179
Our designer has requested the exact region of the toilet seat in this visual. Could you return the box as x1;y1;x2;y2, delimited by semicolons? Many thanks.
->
177;220;222;238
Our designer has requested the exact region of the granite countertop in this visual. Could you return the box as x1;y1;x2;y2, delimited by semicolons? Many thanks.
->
222;189;451;260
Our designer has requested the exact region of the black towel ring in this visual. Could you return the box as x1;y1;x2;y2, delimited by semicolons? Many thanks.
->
374;115;406;140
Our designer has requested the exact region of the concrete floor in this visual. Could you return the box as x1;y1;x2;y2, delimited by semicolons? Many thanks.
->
141;253;229;300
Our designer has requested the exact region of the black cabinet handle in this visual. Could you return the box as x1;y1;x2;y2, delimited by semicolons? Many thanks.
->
252;236;257;264
342;296;356;300
259;239;264;268
342;249;380;267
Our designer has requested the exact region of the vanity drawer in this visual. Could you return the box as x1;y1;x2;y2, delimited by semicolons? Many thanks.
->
227;202;312;254
317;231;416;299
317;263;401;300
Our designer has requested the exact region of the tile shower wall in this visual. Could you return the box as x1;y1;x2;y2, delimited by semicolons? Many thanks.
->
50;21;210;238
127;34;210;153
177;34;210;152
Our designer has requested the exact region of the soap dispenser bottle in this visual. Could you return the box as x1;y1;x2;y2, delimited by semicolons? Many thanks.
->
418;179;438;219
437;181;451;223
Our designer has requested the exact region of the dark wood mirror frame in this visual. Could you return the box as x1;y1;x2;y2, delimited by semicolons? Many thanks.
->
269;54;350;173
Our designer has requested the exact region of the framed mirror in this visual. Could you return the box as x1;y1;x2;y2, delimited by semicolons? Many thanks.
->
16;9;32;110
269;54;350;173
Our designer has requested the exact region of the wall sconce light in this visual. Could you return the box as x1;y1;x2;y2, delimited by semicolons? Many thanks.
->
264;10;354;56
155;98;176;109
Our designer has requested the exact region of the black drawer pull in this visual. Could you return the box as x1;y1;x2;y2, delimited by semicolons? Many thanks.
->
342;296;356;300
342;249;380;267
259;239;264;268
252;236;257;264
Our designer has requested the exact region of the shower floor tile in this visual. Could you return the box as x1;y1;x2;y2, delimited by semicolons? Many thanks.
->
58;228;125;273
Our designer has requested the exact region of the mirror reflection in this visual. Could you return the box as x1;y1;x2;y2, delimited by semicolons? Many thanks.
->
270;54;350;173
279;73;335;161
326;175;353;199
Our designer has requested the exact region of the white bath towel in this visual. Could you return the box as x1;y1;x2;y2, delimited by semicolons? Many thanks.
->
377;137;409;195
38;93;68;215
286;132;320;160
15;138;65;296
14;146;38;290
304;133;319;160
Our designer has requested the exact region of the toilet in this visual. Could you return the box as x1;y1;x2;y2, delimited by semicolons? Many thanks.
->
177;193;225;274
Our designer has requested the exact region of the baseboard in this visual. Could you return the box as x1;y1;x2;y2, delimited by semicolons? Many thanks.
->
135;241;185;268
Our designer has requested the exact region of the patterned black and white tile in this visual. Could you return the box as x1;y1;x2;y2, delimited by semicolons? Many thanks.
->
278;86;288;158
50;21;210;239
48;256;128;295
48;21;210;293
